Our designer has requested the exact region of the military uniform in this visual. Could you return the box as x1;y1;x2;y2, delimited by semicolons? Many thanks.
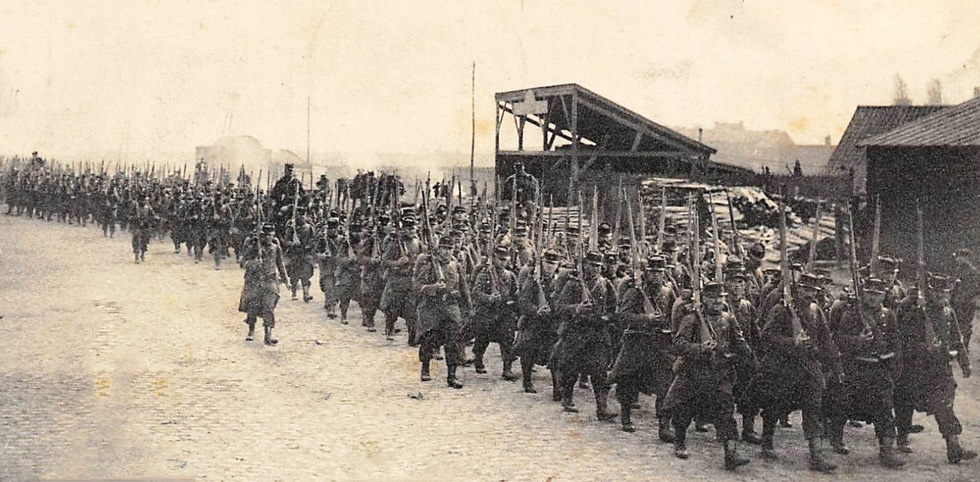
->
663;282;752;470
514;252;560;396
414;238;471;388
750;276;840;472
238;224;289;345
610;256;675;439
894;274;975;463
824;277;906;467
130;200;155;263
381;223;421;342
466;247;519;380
550;251;619;420
723;263;763;444
357;234;385;332
315;220;342;316
283;213;316;301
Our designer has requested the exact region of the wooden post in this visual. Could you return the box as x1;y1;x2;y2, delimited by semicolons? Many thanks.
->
568;91;579;209
470;61;476;210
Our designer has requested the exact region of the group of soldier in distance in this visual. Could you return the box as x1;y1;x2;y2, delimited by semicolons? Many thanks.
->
2;156;978;474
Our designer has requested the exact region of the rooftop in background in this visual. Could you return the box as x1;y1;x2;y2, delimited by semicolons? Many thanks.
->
827;106;946;174
825;105;947;194
860;96;980;147
674;122;835;175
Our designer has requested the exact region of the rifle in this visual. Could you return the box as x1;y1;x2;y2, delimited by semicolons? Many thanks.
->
624;187;656;316
869;197;881;276
847;205;891;358
657;187;667;252
420;179;447;300
533;183;551;315
547;194;554;249
707;190;723;283
780;195;810;345
254;175;265;263
577;190;593;305
589;185;598;252
691;192;718;354
445;174;454;228
638;187;647;258
724;189;741;259
916;200;948;355
510;175;517;234
290;179;301;244
808;201;823;271
613;175;623;246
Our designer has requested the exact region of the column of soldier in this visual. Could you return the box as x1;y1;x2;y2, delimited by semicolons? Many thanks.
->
2;159;978;474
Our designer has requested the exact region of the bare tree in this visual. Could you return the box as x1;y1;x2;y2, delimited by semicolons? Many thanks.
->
894;74;911;106
927;78;943;105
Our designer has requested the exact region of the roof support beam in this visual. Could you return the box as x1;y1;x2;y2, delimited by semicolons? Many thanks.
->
631;132;643;152
576;95;694;154
498;103;576;144
498;149;691;158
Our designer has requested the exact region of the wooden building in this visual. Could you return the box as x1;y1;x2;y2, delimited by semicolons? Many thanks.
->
494;84;753;207
861;96;980;272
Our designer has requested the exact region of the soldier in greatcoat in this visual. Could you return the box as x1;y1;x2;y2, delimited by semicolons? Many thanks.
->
414;235;472;388
894;273;976;464
664;281;752;470
610;256;676;441
238;223;289;345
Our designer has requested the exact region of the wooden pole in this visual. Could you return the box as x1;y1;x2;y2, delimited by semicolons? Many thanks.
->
470;61;476;210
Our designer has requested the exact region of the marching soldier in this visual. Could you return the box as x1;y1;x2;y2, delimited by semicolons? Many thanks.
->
514;248;561;396
751;273;840;472
610;256;676;441
315;217;342;317
284;206;316;302
879;256;906;311
357;226;384;332
952;249;980;358
380;215;421;342
238;223;289;345
824;277;906;468
414;236;471;388
551;251;619;421
131;196;155;264
723;260;763;444
466;245;519;380
334;221;362;324
894;273;976;463
664;281;752;470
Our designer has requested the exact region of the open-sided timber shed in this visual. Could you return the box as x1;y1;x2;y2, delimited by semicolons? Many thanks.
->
495;84;751;207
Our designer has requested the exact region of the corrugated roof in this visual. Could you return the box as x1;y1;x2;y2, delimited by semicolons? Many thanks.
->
861;96;980;147
825;105;945;174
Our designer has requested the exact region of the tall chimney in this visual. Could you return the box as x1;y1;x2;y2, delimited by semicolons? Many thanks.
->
825;135;831;146
698;128;703;144
975;87;980;99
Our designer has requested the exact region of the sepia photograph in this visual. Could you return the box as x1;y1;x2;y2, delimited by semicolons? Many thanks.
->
1;1;979;481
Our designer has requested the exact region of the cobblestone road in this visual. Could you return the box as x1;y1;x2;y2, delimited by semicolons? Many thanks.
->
1;215;978;482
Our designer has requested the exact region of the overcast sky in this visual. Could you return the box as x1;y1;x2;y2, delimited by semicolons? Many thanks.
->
1;0;979;164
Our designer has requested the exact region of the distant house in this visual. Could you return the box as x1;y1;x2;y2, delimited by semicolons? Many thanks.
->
859;96;980;271
826;106;946;194
794;136;835;175
675;122;834;175
195;136;308;184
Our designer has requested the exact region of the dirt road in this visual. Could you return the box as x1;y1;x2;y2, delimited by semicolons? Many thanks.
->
1;214;978;482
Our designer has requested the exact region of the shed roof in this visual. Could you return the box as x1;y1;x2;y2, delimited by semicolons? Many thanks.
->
495;84;716;156
861;96;980;147
826;105;945;174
